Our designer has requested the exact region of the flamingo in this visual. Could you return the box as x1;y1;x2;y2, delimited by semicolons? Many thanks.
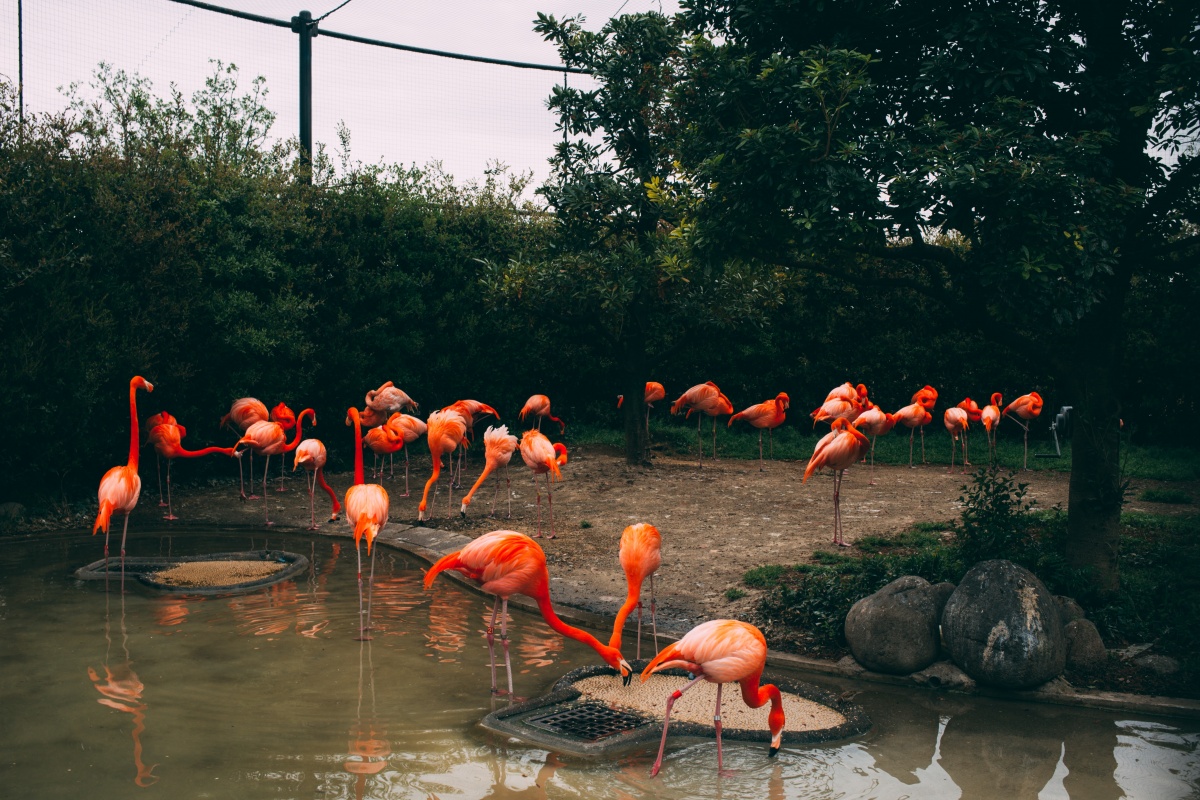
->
269;403;296;492
441;399;499;488
670;382;733;467
234;408;315;526
365;381;418;415
94;376;154;564
956;397;984;466
728;393;790;470
423;530;632;696
418;409;468;521
520;429;567;539
293;439;341;530
460;424;519;519
610;523;662;660
345;408;390;638
1003;391;1044;470
618;381;667;457
364;423;404;481
220;397;268;500
803;418;870;546
853;406;897;484
910;385;938;463
981;392;1003;460
944;407;969;474
143;411;177;508
519;394;565;434
894;401;933;467
384;413;426;495
146;421;238;521
642;619;784;777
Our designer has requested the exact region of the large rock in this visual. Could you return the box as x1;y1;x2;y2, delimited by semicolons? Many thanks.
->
845;576;951;674
1064;619;1107;674
941;560;1066;689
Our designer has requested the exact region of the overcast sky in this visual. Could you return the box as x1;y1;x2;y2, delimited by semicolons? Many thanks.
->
2;0;679;198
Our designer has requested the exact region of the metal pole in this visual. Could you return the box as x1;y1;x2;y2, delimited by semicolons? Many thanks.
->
18;0;24;129
291;10;315;181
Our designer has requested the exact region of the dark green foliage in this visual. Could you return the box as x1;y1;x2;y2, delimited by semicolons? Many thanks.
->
1137;488;1192;504
955;464;1039;567
724;587;746;601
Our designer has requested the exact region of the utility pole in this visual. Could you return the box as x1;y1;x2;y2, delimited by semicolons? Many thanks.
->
291;10;316;182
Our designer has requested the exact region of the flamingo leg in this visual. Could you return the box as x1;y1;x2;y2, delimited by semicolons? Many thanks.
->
921;426;927;464
833;469;848;547
489;472;501;518
650;674;705;777
277;456;286;492
486;597;501;693
505;465;512;519
247;451;259;500
758;430;764;472
119;511;131;560
163;460;178;521
649;573;659;653
696;414;703;468
389;451;395;480
635;599;643;661
306;470;318;531
768;427;774;460
964;431;971;467
533;474;543;538
712;416;718;461
715;682;726;774
237;452;247;502
262;455;274;527
354;542;371;641
156;454;166;506
501;597;514;697
908;428;916;468
364;547;376;634
402;448;411;497
869;435;877;486
645;406;652;459
447;465;454;519
546;477;556;539
949;436;956;474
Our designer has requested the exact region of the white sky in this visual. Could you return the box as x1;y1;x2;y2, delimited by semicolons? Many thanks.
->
1;0;679;199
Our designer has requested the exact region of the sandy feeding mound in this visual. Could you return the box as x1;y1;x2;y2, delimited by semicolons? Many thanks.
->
150;560;287;588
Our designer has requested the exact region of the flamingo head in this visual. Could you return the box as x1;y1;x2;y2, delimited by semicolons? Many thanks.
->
131;376;154;393
616;394;624;409
777;392;791;409
990;392;1004;407
271;402;296;430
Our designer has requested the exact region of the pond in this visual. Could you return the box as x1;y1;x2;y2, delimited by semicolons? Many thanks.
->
1;530;1196;799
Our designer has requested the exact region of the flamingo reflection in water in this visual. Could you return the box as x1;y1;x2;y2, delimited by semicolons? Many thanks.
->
343;636;391;799
87;580;159;787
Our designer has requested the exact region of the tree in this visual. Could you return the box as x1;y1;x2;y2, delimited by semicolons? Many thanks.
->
668;0;1199;590
482;12;784;464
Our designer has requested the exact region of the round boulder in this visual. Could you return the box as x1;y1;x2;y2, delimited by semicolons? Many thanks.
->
845;576;950;674
1064;619;1107;674
941;560;1066;689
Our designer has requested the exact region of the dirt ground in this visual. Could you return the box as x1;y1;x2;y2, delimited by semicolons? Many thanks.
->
71;444;1195;635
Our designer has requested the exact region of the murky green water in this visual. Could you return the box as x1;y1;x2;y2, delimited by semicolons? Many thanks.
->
1;530;1196;799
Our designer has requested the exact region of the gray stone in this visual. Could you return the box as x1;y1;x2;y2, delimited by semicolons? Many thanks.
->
845;576;944;675
1134;654;1181;676
836;655;866;677
941;560;1067;689
1064;619;1107;674
911;661;976;691
1054;595;1087;624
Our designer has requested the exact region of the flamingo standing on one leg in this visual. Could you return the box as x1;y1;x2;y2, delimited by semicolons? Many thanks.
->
981;393;1003;460
270;403;296;492
956;397;983;466
803;418;870;546
143;411;177;508
234;409;315;527
220;397;268;500
670;382;733;467
519;394;565;434
146;421;238;521
293;439;341;530
460;424;519;519
641;619;784;778
610;523;662;660
94;376;154;564
418;409;468;521
345;408;390;638
364;423;404;481
365;382;419;476
853;406;897;484
385;413;426;496
943;407;969;474
728;393;789;470
1003;391;1044;470
893;402;933;468
911;386;939;464
520;429;567;539
423;530;632;696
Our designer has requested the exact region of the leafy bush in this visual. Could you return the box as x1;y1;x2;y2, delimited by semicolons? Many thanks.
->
955;463;1041;567
1138;488;1192;504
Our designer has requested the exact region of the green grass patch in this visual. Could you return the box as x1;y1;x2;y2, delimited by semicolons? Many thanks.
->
724;588;747;601
743;564;788;589
1138;488;1192;504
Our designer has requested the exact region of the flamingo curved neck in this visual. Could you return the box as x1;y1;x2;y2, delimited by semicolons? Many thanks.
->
351;411;365;485
532;592;609;657
609;585;643;649
283;409;315;453
127;380;142;470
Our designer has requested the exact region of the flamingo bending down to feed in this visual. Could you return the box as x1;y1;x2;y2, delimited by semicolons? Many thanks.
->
670;382;733;467
803;418;870;547
893;401;933;467
642;619;784;778
423;530;632;696
853;406;897;484
418;409;468;521
519;394;565;434
94;376;154;564
344;408;390;638
147;421;238;521
293;438;341;530
980;393;1003;459
234;408;315;526
220;397;268;500
441;399;499;487
1003;391;1044;470
729;392;790;470
610;523;662;660
943;407;969;474
143;410;177;508
520;429;567;539
460;424;520;519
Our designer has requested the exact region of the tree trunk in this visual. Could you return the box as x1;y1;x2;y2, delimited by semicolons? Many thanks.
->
622;372;650;466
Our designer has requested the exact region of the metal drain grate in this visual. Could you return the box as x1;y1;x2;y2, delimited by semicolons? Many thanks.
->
525;702;651;742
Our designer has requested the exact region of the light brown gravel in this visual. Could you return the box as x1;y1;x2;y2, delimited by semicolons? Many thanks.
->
150;560;286;587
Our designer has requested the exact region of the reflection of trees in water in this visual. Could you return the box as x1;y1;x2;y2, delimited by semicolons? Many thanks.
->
87;579;159;787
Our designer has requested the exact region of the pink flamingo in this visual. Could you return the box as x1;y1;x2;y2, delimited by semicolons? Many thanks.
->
143;411;177;507
293;439;341;530
441;399;499;488
670;382;733;467
610;523;662;660
234;408;315;526
383;413;426;495
519;394;565;434
1003;391;1044;470
418;409;468;521
728;392;790;470
146;421;238;521
520;429;567;539
94;376;154;564
345;408;390;637
893;401;933;467
943;407;969;474
853;406;897;484
803;418;870;546
981;392;1003;460
956;397;984;466
269;403;296;492
220;397;268;500
460;424;520;519
365;381;418;415
364;423;404;481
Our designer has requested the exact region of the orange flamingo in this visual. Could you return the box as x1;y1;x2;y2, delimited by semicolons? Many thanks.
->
1003;391;1044;470
981;392;1003;459
519;394;565;434
853;406;897;484
943;407;969;474
441;399;499;487
956;397;984;466
810;384;864;426
418;409;468;521
269;403;296;492
143;411;177;508
293;438;341;530
383;412;426;495
94;376;154;564
460;424;519;519
520;429;567;538
423;530;632;696
146;421;238;521
220;397;268;500
894;401;933;467
642;619;784;777
803;418;870;546
729;393;790;470
670;382;733;467
364;423;404;481
345;408;390;638
234;408;315;526
610;523;662;660
365;381;418;415
618;381;667;457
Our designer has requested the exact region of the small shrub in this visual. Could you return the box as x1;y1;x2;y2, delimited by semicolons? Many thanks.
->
1138;488;1192;504
743;564;787;589
955;463;1039;566
724;587;746;601
580;520;592;529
